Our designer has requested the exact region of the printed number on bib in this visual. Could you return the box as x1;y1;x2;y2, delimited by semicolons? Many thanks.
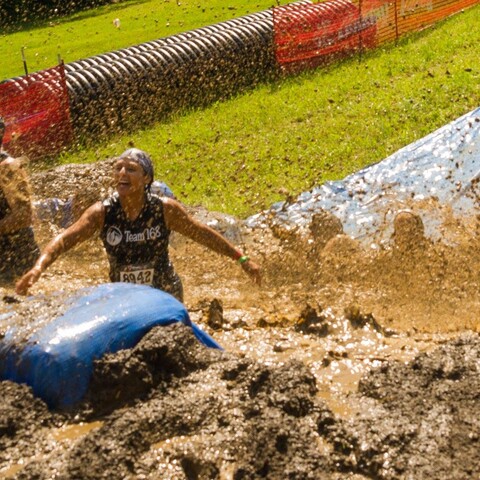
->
120;267;154;285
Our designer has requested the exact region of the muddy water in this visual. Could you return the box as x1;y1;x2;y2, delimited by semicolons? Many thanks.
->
0;164;479;478
207;312;452;416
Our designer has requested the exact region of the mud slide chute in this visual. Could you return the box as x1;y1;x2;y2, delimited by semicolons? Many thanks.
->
0;283;221;409
246;106;480;245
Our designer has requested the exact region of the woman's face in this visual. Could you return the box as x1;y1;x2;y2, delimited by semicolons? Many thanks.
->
114;158;149;197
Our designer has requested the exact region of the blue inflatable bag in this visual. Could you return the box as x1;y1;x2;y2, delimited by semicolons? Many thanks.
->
0;283;221;409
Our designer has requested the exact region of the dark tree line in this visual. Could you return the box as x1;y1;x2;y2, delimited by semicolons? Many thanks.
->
0;0;116;28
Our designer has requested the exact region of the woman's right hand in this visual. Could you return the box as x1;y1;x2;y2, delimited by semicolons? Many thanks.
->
15;266;42;295
14;202;104;296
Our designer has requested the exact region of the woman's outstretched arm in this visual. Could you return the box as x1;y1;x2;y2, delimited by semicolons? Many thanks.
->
163;198;261;285
15;201;105;295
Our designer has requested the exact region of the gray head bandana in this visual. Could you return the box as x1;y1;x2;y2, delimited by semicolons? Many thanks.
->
119;148;154;187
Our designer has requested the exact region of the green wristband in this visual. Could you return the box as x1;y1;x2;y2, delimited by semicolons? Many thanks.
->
238;255;250;264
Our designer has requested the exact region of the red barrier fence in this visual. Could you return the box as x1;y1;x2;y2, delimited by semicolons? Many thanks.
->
273;0;480;70
0;64;72;160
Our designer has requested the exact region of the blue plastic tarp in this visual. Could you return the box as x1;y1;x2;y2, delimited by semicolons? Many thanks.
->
0;283;221;409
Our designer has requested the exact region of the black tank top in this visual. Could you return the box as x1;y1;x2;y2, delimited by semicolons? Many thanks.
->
100;193;174;288
0;150;12;220
0;184;9;221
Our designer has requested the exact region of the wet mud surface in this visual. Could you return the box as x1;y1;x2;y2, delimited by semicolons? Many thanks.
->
1;163;479;479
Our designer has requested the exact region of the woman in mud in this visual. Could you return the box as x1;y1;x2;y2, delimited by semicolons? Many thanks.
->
0;117;40;282
16;148;261;300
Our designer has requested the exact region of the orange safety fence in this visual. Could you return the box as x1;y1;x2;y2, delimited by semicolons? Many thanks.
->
273;0;480;70
273;0;378;72
0;64;73;160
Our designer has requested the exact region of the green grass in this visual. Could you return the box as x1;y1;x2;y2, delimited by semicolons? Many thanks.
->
0;0;291;79
2;1;480;217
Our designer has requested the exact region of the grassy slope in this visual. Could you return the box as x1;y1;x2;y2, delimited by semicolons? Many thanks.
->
0;0;291;79
2;1;480;217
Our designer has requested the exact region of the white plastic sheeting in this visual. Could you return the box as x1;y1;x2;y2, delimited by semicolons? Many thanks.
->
246;107;480;245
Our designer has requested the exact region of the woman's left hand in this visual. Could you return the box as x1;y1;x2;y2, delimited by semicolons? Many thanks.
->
240;258;262;286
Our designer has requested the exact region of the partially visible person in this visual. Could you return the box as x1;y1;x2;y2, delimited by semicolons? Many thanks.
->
0;117;40;282
150;180;176;200
16;148;261;300
34;185;105;229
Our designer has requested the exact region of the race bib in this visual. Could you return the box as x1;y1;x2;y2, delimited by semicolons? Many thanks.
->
119;266;154;285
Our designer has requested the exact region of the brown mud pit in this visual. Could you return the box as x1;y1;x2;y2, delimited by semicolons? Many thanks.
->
0;162;479;479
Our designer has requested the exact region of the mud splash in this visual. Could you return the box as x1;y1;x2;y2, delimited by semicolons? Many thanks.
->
0;162;479;478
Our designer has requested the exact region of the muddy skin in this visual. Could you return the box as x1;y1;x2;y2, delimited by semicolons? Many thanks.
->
1;161;480;479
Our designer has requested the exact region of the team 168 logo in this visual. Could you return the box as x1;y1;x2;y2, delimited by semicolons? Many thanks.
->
107;226;163;245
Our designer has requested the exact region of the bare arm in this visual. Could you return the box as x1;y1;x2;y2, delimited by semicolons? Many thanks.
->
0;158;34;234
162;198;261;285
15;201;105;295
